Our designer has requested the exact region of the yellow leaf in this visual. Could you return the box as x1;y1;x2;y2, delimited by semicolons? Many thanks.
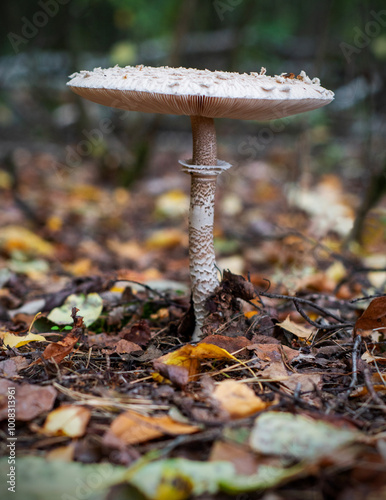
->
212;380;272;419
145;229;187;250
0;226;54;256
43;405;91;437
2;332;46;349
155;190;189;218
153;343;238;383
277;315;315;339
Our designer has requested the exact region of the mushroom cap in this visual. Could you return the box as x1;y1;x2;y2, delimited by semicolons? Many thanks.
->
67;65;334;121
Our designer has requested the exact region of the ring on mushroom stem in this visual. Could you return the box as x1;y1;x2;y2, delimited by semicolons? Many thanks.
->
67;65;334;340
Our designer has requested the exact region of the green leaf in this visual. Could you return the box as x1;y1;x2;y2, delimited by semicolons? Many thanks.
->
125;458;305;499
126;459;233;499
0;456;126;500
249;412;360;461
47;293;103;327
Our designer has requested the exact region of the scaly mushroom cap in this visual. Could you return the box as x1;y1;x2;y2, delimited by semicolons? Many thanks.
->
67;65;334;121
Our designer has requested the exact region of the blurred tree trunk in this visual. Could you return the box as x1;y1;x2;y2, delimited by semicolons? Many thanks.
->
348;161;386;244
125;0;198;187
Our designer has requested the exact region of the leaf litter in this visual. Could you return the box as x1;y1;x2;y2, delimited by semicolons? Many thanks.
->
0;154;385;499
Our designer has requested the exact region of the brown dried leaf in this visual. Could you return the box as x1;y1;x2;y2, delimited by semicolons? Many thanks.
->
0;357;29;377
40;331;80;364
121;319;151;346
200;335;252;357
0;380;57;421
354;297;386;337
115;339;142;354
153;361;189;387
209;440;260;475
104;410;199;446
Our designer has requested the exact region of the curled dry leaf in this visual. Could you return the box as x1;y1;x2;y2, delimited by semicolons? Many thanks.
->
0;380;57;421
40;330;80;364
153;343;238;384
212;380;272;419
104;410;199;446
43;405;91;438
276;315;316;339
354;297;386;337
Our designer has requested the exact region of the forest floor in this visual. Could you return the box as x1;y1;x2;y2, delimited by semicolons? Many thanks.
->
0;139;386;500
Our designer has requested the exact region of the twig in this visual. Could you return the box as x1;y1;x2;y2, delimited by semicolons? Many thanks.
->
363;364;386;413
349;336;362;390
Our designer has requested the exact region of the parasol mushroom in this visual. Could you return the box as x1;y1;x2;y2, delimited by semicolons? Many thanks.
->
67;65;334;340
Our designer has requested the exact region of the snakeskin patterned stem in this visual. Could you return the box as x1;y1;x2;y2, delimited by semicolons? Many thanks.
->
179;116;232;340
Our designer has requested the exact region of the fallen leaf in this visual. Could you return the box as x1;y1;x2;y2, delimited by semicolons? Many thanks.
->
115;339;142;354
153;343;238;383
47;293;103;327
43;405;91;437
276;315;316;339
40;329;80;364
253;343;299;364
2;331;46;349
212;380;271;419
0;380;57;421
350;385;386;398
107;239;144;260
145;228;187;250
361;350;386;364
153;361;190;387
200;334;252;357
354;297;386;337
0;225;54;256
126;457;304;500
209;440;260;475
155;189;189;218
121;319;151;346
250;412;360;461
104;410;199;446
0;455;126;500
46;442;76;462
281;372;322;395
0;357;29;377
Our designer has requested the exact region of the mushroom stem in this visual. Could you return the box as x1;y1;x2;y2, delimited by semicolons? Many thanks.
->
191;115;217;165
188;116;219;340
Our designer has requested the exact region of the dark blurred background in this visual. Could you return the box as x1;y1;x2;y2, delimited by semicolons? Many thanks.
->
0;0;385;261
